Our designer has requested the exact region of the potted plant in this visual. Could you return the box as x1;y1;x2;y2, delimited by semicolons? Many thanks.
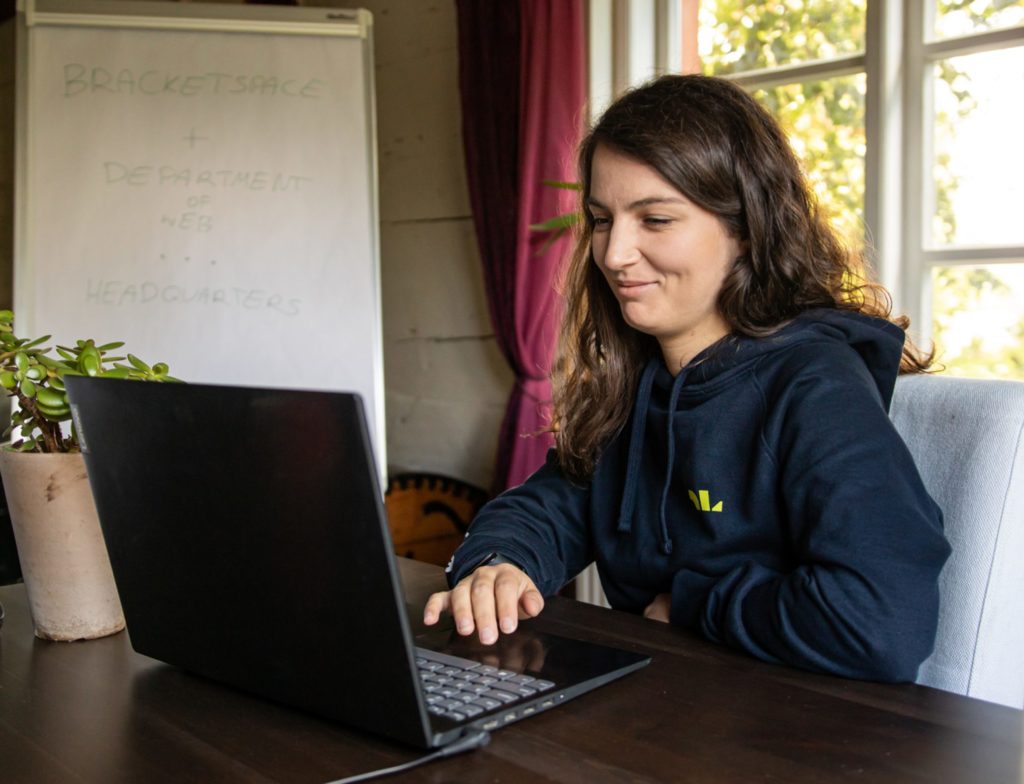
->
0;309;176;640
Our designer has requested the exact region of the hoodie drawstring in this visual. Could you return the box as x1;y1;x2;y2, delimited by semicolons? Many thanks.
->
657;370;688;555
616;360;688;556
616;360;657;535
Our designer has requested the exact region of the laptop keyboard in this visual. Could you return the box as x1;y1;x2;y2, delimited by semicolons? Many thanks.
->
415;647;556;724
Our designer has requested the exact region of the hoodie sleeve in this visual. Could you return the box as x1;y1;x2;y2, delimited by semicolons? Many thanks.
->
446;450;593;595
669;343;950;682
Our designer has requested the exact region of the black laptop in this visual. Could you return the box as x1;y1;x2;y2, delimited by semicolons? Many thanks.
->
64;377;650;749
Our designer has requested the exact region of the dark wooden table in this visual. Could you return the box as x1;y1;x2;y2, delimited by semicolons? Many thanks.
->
1;560;1020;783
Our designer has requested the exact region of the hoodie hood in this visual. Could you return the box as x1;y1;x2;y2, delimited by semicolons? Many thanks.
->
660;308;906;405
616;309;906;552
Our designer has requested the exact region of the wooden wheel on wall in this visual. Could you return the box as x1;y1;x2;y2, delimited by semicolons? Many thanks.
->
384;473;490;567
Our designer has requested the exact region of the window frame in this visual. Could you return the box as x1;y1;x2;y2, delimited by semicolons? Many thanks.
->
901;7;1024;339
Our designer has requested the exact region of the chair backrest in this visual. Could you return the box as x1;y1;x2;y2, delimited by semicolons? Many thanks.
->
890;374;1024;709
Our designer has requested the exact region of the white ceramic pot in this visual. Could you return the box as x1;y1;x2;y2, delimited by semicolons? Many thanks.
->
0;450;124;641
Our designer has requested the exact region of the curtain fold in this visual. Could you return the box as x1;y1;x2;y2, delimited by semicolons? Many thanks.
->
456;0;585;492
455;1;521;377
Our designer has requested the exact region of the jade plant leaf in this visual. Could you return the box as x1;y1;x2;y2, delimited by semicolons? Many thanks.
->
0;312;179;453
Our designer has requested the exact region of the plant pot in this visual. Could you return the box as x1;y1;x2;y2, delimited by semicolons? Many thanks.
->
0;450;124;641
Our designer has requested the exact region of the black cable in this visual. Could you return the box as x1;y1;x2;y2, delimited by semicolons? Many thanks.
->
323;729;491;784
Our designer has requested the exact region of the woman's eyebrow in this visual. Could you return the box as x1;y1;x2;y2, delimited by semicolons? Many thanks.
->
587;196;689;210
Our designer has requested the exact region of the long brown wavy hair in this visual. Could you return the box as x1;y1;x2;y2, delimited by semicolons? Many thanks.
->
553;74;931;481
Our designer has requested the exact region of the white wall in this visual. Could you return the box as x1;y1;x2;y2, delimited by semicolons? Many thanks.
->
311;0;513;490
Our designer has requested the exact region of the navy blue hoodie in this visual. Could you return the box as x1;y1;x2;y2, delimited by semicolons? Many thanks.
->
448;309;951;682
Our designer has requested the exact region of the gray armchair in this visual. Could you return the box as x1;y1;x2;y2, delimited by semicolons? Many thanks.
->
890;374;1024;708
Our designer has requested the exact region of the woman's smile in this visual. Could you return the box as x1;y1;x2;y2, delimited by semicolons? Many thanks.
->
612;279;658;298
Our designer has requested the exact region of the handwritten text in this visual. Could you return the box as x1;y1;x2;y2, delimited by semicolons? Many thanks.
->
86;279;301;316
64;64;325;99
104;162;312;192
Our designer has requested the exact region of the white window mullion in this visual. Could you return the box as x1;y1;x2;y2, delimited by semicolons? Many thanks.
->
626;0;655;87
611;0;631;96
865;0;905;303
901;0;929;344
725;53;865;89
655;0;682;75
588;0;615;120
923;24;1024;59
924;247;1024;264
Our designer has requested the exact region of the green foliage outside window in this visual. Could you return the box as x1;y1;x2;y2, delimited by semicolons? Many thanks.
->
932;266;1024;379
699;0;867;244
699;0;1024;380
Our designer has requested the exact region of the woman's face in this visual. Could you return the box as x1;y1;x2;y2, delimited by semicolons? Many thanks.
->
588;143;742;371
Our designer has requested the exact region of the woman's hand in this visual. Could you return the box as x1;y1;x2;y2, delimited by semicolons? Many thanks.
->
423;564;545;645
643;592;671;623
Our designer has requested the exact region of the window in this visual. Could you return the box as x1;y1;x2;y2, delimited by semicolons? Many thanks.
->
912;4;1024;378
699;1;868;247
590;0;1024;380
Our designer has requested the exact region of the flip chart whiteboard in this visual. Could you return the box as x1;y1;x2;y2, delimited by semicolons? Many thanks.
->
15;0;385;476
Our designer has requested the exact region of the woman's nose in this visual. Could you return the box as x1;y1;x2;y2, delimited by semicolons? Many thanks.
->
601;224;640;270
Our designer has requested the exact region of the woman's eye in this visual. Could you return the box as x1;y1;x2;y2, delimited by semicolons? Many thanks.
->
644;216;672;226
591;216;610;229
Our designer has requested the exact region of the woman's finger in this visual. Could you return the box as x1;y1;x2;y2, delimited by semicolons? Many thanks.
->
519;585;545;619
422;590;451;625
449;574;480;637
469;568;500;644
494;568;524;635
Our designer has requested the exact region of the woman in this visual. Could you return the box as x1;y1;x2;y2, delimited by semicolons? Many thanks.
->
424;74;950;681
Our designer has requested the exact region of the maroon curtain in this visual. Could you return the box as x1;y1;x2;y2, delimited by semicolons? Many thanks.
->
456;0;585;492
455;0;520;379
